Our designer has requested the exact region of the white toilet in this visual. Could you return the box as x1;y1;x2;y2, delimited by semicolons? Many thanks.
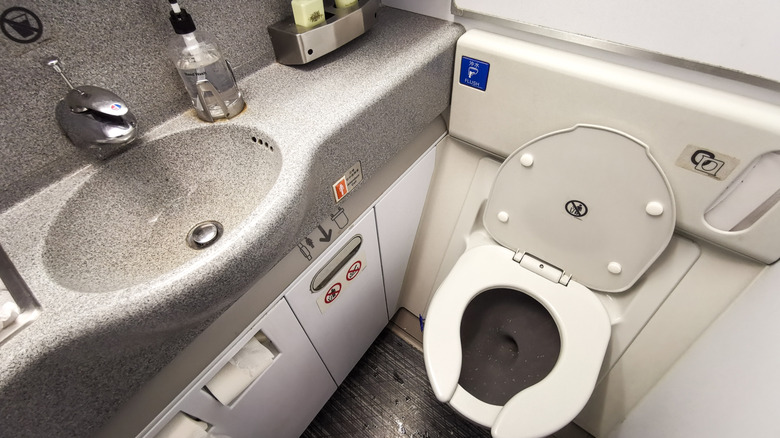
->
423;125;676;438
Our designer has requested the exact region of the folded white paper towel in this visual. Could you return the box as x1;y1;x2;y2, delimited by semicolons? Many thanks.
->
156;412;209;438
206;336;275;405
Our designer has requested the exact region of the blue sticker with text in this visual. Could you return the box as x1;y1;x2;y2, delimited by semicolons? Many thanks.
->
459;56;489;91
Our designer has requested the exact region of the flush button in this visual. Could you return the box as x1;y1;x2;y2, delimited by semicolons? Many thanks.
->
646;201;664;216
607;262;622;274
497;211;510;223
520;154;534;167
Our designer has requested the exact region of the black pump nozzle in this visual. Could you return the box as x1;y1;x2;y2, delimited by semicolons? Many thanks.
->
168;0;196;34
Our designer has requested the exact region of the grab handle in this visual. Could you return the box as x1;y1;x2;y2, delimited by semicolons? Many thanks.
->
310;235;362;292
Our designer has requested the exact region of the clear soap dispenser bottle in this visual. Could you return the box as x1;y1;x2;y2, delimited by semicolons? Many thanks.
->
167;0;245;122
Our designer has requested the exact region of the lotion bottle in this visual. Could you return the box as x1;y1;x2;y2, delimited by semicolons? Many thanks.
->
167;0;245;122
291;0;325;28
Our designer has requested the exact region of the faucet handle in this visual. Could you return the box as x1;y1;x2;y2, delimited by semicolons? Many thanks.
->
64;86;130;116
48;56;137;159
46;57;75;89
46;57;129;116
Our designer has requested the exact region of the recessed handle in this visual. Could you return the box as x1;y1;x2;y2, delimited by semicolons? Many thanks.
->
310;235;362;292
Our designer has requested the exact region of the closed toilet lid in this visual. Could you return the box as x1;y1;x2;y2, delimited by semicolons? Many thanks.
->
484;125;675;292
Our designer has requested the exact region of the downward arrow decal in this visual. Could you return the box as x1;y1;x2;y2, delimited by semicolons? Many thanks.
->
317;225;332;243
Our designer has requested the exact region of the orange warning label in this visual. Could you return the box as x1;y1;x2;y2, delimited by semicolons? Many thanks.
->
333;177;348;202
332;162;363;203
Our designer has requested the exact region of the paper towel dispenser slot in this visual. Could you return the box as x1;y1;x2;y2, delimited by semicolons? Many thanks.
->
203;331;279;406
154;412;211;438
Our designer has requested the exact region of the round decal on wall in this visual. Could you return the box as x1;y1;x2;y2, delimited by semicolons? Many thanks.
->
1;7;43;44
565;200;588;218
346;261;362;281
324;283;342;304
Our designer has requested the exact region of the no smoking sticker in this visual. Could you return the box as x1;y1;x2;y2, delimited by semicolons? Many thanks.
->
316;252;367;314
346;261;362;281
317;282;342;313
324;283;341;303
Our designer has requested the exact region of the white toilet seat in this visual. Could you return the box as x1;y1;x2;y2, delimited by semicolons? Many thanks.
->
424;125;674;437
423;244;611;438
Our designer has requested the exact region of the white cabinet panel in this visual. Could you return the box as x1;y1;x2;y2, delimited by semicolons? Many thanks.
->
285;209;388;384
148;300;336;438
375;146;437;317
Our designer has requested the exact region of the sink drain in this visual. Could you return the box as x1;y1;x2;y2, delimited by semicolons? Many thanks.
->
186;221;223;249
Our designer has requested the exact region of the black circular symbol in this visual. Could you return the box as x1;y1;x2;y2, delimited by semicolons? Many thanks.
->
565;200;588;218
1;7;43;44
690;149;715;166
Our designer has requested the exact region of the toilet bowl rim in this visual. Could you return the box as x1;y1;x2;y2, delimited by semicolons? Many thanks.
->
423;244;611;429
426;244;601;336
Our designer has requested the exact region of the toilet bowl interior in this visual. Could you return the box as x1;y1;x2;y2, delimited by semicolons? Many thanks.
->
459;288;561;406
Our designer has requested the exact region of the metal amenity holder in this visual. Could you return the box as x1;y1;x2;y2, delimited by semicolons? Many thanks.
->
267;0;379;65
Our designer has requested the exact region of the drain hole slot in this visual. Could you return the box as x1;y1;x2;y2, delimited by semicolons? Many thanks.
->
186;221;223;249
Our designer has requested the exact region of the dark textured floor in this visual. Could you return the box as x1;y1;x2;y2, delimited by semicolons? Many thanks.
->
302;329;493;438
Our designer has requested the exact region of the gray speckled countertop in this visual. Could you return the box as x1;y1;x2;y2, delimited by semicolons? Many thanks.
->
0;8;463;437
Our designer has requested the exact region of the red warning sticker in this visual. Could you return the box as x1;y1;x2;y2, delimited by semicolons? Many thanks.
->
333;177;348;202
324;283;342;304
346;261;362;281
332;162;363;203
316;251;366;314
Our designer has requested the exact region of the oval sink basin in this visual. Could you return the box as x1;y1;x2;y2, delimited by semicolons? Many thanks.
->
43;125;282;293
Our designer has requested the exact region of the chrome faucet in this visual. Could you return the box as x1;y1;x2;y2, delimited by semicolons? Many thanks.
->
47;57;138;160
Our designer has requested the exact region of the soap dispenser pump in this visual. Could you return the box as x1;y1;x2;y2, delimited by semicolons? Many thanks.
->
167;0;245;122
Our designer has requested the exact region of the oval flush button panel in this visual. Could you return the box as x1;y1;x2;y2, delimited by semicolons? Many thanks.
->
705;151;780;232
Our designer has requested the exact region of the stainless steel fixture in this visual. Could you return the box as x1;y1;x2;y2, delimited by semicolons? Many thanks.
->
47;57;138;159
186;220;223;249
267;0;379;65
0;244;40;347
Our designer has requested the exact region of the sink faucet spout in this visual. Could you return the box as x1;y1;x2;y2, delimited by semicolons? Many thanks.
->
47;57;138;160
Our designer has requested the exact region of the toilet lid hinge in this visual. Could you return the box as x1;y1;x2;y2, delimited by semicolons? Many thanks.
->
513;252;572;286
